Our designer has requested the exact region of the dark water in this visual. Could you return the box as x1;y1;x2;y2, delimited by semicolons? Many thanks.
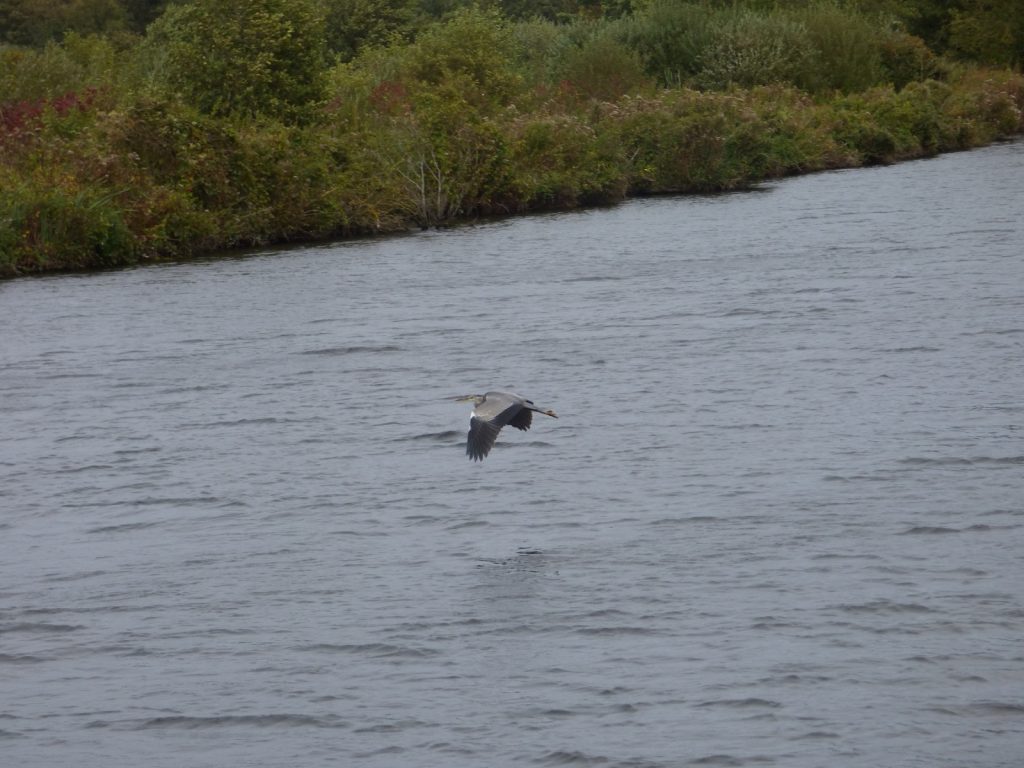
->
2;141;1023;767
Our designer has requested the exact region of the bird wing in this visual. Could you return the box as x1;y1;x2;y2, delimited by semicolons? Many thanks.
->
472;392;519;422
467;415;503;461
466;395;524;461
507;407;532;431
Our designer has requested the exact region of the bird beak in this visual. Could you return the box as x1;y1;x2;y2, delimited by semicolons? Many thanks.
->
546;410;558;418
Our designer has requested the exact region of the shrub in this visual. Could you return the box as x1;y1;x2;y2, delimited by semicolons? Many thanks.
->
508;113;626;208
620;1;716;86
607;92;747;192
402;7;521;110
363;82;515;226
694;9;815;91
557;32;651;101
790;3;884;94
827;103;900;164
323;0;415;61
0;0;128;47
741;85;855;173
510;17;570;90
0;179;135;274
0;34;119;104
947;1;1024;67
944;68;1024;145
145;0;327;122
880;31;948;90
828;82;952;163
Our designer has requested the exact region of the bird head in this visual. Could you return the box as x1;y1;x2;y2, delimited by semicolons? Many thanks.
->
523;399;557;418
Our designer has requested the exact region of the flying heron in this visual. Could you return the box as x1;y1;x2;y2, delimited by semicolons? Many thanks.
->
455;391;558;461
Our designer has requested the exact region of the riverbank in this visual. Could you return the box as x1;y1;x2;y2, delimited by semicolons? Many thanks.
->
2;24;1023;279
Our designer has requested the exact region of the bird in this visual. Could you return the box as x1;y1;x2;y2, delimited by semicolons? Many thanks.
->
455;391;558;461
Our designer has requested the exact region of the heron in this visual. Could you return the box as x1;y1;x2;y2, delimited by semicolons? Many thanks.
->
455;391;558;461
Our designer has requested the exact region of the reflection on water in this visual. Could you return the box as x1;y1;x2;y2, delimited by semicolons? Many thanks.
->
2;141;1023;768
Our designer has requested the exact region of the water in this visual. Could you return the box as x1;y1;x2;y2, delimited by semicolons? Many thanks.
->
2;141;1023;767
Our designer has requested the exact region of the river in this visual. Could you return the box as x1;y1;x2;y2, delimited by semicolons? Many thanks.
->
2;140;1023;767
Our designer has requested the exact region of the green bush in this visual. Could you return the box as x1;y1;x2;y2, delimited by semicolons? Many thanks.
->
621;1;716;86
0;0;128;47
943;68;1024;144
145;0;327;122
402;7;521;110
740;85;855;174
880;31;948;90
694;9;815;91
790;3;884;94
508;113;626;208
557;32;651;101
358;81;515;226
0;33;119;104
622;2;892;94
828;81;954;163
608;92;751;192
947;1;1024;67
510;17;571;90
323;0;416;61
0;179;135;274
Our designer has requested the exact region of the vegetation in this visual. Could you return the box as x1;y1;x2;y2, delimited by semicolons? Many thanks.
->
2;0;1023;276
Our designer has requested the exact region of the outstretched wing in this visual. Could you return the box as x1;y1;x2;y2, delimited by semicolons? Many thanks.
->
507;407;532;431
467;416;503;461
466;394;525;461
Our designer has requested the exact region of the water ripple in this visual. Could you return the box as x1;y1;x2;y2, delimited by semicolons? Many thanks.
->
2;139;1024;768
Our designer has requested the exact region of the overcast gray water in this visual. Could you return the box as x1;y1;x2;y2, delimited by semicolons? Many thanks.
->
2;140;1023;767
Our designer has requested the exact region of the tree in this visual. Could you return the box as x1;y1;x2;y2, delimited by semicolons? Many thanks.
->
120;0;171;33
948;0;1024;67
323;0;416;61
147;0;327;122
0;0;127;46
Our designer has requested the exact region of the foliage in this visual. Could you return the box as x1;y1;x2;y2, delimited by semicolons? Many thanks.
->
0;33;120;104
510;17;573;89
880;30;948;90
401;6;521;109
693;8;815;91
3;2;1024;277
619;1;716;86
557;30;652;101
917;0;1022;67
946;0;1024;67
0;178;135;273
3;0;1021;68
619;2;887;93
941;68;1024;144
363;86;515;226
323;0;416;61
789;3;884;93
145;0;327;122
0;0;128;46
508;112;626;208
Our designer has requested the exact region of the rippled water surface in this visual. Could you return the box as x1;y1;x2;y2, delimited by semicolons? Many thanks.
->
3;141;1024;767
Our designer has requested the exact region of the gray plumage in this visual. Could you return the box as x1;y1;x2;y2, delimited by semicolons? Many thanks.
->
455;391;558;461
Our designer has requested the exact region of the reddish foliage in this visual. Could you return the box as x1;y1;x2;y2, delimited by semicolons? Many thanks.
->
0;88;97;141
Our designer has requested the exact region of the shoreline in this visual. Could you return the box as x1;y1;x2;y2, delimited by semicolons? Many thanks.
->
3;74;1023;281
